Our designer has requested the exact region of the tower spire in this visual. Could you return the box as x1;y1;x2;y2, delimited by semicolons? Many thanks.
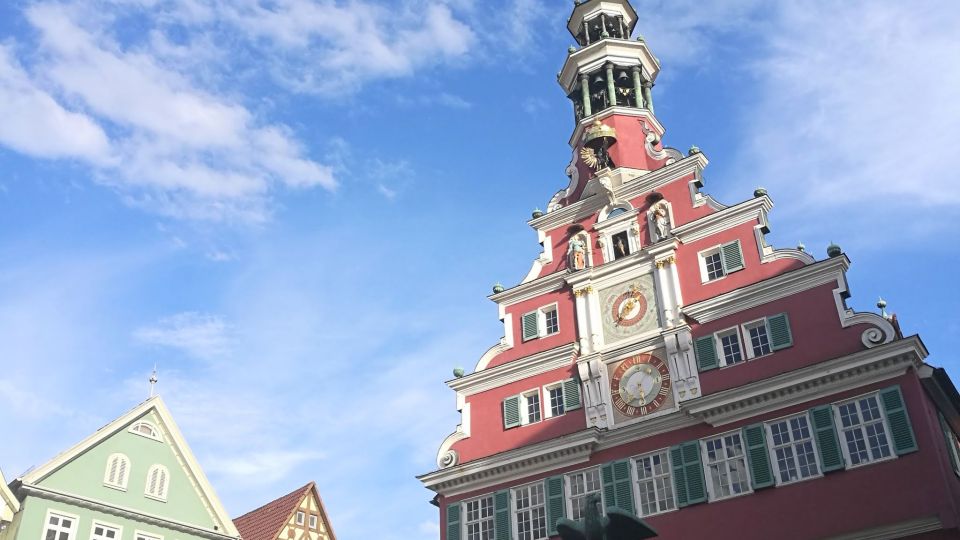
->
149;365;158;397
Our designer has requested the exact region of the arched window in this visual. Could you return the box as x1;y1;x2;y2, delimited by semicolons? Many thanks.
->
103;453;130;490
129;421;161;441
606;207;628;219
144;465;170;501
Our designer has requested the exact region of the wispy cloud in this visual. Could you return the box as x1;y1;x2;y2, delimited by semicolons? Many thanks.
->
134;312;232;360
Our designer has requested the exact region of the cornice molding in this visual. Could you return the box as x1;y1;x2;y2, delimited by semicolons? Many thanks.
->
684;337;926;426
683;256;848;324
449;343;578;395
18;484;237;540
671;195;772;244
559;41;660;94
488;271;569;307
567;109;665;148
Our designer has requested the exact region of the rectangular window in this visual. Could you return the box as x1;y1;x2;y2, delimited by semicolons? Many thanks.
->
743;320;772;358
836;394;892;466
308;515;317;530
766;415;820;484
634;450;675;516
543;307;559;335
611;231;631;260
547;385;564;417
513;484;547;540
703;250;724;280
464;496;495;540
565;468;602;521
43;512;77;540
90;523;120;540
702;432;751;500
134;533;161;540
295;512;304;526
716;329;744;366
523;391;541;424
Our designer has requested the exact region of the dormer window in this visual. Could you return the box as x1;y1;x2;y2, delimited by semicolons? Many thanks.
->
144;465;169;501
103;453;130;490
129;421;161;441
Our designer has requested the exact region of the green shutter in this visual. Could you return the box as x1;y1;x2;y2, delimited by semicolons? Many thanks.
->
613;460;634;512
601;462;616;511
742;424;774;489
694;335;718;372
546;476;565;535
939;412;960;473
494;490;511;540
766;313;793;350
563;378;582;411
809;406;845;472
521;312;539;341
446;503;461;540
720;240;744;273
503;396;521;429
671;442;706;507
879;386;918;455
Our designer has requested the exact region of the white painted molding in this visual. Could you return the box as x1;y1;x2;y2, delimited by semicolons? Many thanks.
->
474;342;506;373
560;41;661;101
436;401;471;469
451;343;578;395
489;272;568;307
521;231;553;285
684;336;926;427
671;196;773;244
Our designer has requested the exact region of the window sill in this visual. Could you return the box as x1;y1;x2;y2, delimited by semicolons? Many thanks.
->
102;483;127;492
637;506;678;519
143;494;168;503
773;472;823;488
844;454;897;470
706;490;753;504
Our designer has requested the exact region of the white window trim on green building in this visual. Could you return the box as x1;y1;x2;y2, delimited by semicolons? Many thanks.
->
41;510;79;540
103;453;130;491
133;530;163;540
144;465;170;502
128;421;162;442
89;520;122;540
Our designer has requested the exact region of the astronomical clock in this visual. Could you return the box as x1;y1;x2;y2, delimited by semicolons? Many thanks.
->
606;350;674;424
597;274;659;345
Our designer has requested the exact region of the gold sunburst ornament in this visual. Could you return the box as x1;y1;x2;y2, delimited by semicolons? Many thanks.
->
580;146;599;169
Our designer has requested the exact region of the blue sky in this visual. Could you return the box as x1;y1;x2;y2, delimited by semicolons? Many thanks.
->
1;0;959;538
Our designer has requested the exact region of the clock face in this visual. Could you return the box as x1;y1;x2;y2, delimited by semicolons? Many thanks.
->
599;275;659;343
610;353;672;417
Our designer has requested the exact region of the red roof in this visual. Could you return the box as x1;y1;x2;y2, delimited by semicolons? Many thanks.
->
234;483;312;540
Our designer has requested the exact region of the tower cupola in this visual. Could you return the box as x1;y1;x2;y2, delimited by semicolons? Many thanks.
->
567;0;638;45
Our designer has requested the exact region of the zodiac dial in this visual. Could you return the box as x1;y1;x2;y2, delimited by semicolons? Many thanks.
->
599;276;659;342
610;353;671;417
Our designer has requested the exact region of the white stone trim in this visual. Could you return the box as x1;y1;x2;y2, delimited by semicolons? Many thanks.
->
684;337;926;427
560;39;661;102
671;196;772;244
521;231;553;285
88;519;123;540
489;272;568;307
0;469;18;523
450;343;578;396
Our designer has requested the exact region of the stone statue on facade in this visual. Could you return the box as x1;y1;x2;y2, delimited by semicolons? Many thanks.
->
568;235;587;271
557;494;657;540
649;201;671;242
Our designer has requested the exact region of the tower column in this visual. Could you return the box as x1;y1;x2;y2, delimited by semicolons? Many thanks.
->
641;79;654;113
631;66;643;108
605;63;617;107
580;73;592;117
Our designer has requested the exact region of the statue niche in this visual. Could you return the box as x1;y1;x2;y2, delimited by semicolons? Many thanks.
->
647;200;673;243
567;231;591;271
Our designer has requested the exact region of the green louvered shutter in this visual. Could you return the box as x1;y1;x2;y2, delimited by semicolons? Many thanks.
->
742;424;774;489
563;378;582;411
494;490;511;540
601;462;616;511
521;312;539;341
546;476;565;535
503;396;521;429
446;503;461;540
809;406;844;472
879;386;918;455
939;412;960;472
694;335;718;372
766;313;793;351
612;460;634;512
671;442;706;507
720;240;744;273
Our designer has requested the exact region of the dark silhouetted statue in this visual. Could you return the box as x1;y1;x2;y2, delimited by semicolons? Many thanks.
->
556;494;657;540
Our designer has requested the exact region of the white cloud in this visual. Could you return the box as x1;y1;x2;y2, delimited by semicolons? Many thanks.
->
134;312;232;359
206;450;325;483
0;44;111;162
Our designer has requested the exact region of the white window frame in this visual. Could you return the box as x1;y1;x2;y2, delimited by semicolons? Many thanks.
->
697;245;727;283
89;521;123;540
542;381;565;419
564;467;603;521
714;326;745;367
103;453;130;491
295;511;305;526
128;421;162;441
632;448;677;518
764;413;822;486
833;392;896;469
700;431;752;502
308;515;317;530
595;210;640;263
41;510;79;540
741;318;773;359
144;464;170;502
134;531;162;540
520;390;542;425
521;303;560;342
462;495;495;540
512;482;548;540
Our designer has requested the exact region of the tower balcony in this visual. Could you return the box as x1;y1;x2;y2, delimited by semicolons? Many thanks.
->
560;40;660;123
567;0;639;46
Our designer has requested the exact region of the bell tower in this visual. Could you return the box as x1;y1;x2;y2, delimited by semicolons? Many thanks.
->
557;0;679;208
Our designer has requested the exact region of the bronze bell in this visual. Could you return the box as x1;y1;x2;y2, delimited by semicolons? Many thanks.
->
617;71;629;82
592;74;605;86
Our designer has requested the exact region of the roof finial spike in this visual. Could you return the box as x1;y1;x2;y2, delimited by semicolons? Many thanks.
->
877;297;888;319
149;364;159;398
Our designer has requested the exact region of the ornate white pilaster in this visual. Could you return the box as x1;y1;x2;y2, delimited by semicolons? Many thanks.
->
664;327;700;401
649;241;682;328
577;354;609;429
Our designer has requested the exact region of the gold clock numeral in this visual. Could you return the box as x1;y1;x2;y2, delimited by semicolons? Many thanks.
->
659;386;670;396
613;396;626;410
625;406;636;416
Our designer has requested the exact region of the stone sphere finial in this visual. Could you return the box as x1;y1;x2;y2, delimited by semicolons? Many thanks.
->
492;282;505;294
797;242;805;252
827;242;842;258
453;367;465;378
754;187;767;198
877;297;887;310
568;45;577;53
532;208;544;219
688;145;701;155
